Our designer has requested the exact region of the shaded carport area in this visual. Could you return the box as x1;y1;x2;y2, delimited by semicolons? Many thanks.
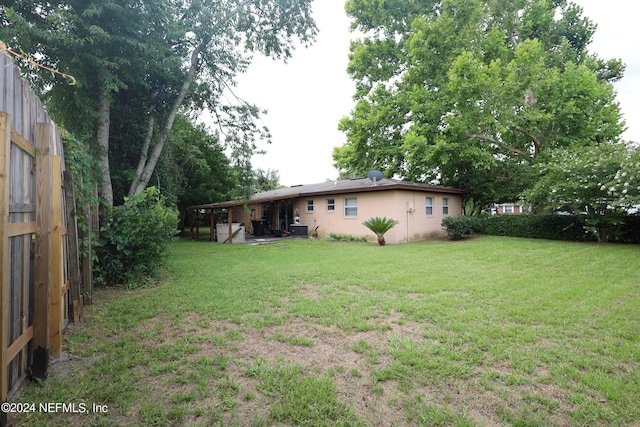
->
188;196;297;244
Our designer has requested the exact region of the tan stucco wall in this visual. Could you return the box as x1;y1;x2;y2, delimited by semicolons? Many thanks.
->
294;190;461;244
223;190;461;244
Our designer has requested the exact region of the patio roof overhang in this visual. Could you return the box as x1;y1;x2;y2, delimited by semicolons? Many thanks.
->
189;178;468;211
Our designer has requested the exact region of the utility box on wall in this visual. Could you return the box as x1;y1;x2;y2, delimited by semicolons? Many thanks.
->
289;224;308;236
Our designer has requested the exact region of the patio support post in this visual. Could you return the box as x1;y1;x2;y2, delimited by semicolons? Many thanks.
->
195;210;200;241
189;209;194;240
210;209;215;242
228;208;233;244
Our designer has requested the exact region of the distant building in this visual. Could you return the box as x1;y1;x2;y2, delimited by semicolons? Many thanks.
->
490;203;530;215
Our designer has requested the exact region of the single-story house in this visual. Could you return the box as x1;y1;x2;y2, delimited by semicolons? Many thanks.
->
190;177;467;244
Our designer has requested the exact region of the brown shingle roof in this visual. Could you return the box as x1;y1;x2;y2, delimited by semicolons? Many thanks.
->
191;178;467;209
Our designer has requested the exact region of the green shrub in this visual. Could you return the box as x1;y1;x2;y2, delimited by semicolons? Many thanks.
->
474;214;592;241
619;215;640;243
96;187;179;287
472;214;640;243
441;216;477;240
328;233;368;243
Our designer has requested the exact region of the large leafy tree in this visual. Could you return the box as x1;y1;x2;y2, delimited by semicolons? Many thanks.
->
334;0;626;212
1;0;317;206
2;0;180;205
252;168;284;192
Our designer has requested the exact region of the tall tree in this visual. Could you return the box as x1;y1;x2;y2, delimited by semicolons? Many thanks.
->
1;0;317;206
334;0;626;211
162;113;238;218
252;168;284;192
2;0;166;205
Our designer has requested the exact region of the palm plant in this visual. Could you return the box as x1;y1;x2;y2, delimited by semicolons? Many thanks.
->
362;216;400;246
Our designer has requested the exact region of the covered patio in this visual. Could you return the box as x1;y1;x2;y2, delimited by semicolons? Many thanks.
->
187;198;301;244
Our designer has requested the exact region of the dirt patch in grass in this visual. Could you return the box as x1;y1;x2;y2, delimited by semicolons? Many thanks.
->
19;288;584;427
48;351;107;381
45;319;485;426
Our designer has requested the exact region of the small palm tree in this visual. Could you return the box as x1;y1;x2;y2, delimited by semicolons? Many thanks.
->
362;216;400;246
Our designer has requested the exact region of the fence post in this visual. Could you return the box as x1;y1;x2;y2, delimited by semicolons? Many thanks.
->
0;112;11;403
49;155;63;357
33;122;53;366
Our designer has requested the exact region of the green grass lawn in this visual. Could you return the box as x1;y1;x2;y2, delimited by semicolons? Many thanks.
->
12;236;640;426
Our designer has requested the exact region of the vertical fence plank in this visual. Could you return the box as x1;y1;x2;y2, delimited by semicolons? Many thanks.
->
3;57;15;132
79;202;93;305
0;112;11;403
49;155;63;358
33;122;52;358
0;55;6;112
63;171;81;324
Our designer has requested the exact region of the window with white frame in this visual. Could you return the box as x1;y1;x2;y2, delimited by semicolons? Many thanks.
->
504;204;514;214
425;197;433;216
326;199;335;211
442;197;449;215
344;197;357;217
307;200;314;212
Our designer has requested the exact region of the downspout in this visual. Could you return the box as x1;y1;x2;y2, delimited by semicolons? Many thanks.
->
406;197;416;243
405;201;410;243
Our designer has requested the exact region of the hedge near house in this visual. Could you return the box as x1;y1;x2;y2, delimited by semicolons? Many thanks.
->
471;214;640;243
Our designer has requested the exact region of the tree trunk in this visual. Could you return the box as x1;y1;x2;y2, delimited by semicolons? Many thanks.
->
377;235;386;246
127;114;155;198
128;43;204;197
96;78;113;206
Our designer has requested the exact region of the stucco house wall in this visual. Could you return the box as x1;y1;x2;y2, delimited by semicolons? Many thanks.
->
292;190;461;244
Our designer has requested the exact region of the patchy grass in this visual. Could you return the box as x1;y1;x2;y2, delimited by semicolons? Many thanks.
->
10;236;640;426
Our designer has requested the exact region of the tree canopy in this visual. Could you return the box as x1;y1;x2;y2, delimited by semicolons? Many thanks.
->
1;0;317;206
333;0;627;213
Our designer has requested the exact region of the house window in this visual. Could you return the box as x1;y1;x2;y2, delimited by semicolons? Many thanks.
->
443;198;449;215
261;203;269;219
307;200;314;212
344;197;357;217
326;199;335;211
425;197;433;216
504;204;514;214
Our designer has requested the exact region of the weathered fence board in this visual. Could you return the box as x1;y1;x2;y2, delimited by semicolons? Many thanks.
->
0;111;11;404
32;121;52;364
49;155;63;358
64;171;82;324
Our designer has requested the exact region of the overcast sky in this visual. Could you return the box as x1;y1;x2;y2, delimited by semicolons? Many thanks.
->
233;0;639;187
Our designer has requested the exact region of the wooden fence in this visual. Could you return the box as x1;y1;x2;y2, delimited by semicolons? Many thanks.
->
0;51;90;407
